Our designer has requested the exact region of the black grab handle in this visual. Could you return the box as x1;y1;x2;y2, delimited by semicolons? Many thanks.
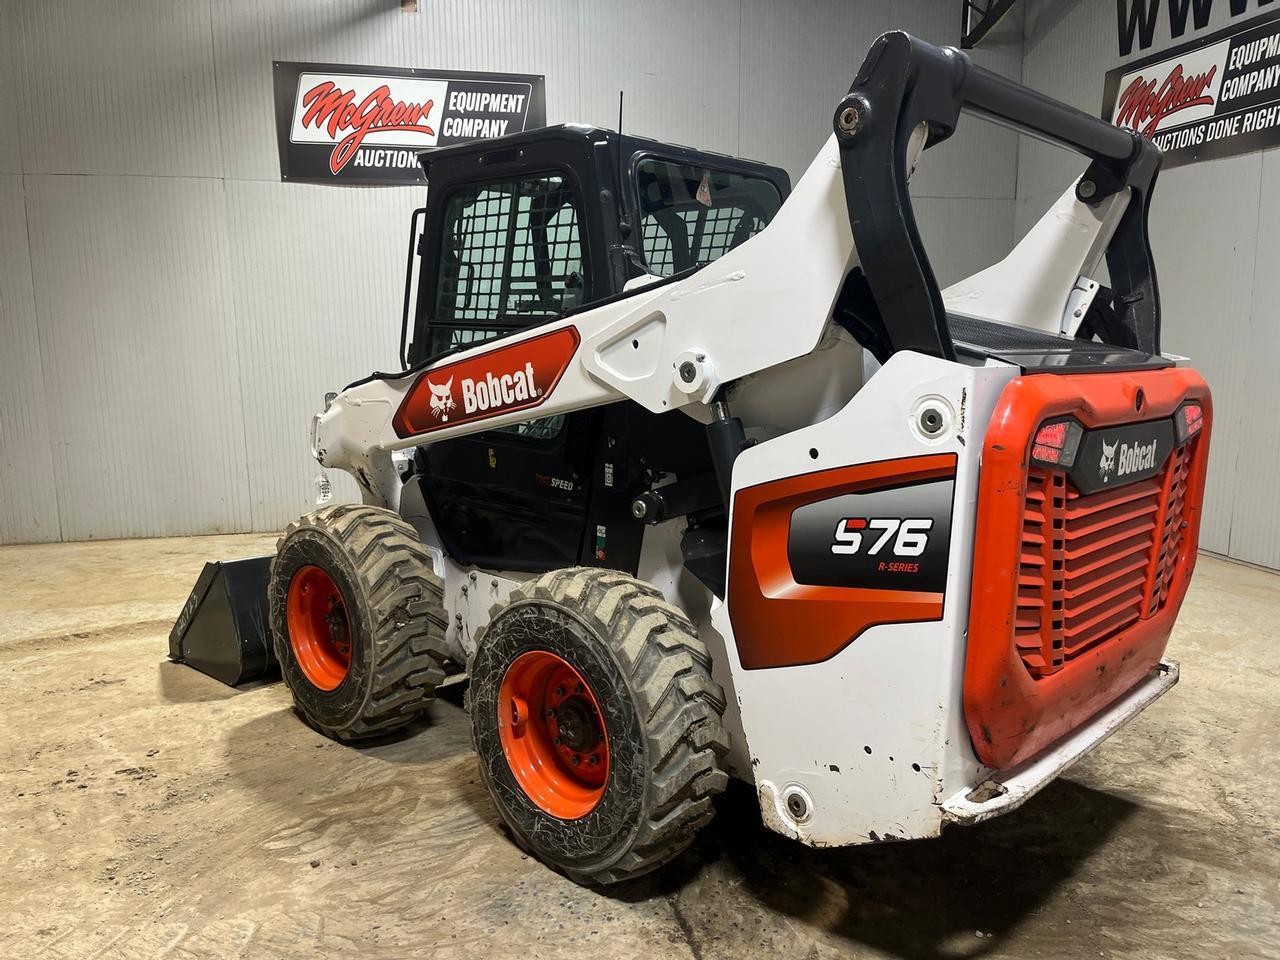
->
835;32;1162;362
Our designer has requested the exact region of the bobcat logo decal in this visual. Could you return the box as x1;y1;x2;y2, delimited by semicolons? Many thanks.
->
1099;438;1118;482
427;376;455;421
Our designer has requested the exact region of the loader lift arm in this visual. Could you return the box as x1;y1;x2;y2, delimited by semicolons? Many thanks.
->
834;31;1162;360
312;32;1166;510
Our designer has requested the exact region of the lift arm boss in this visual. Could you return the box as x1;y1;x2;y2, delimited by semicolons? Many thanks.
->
275;33;1211;884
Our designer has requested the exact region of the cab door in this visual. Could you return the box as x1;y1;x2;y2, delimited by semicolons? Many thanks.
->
414;168;598;571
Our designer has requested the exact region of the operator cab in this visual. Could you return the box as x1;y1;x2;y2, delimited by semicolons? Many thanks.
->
400;125;789;579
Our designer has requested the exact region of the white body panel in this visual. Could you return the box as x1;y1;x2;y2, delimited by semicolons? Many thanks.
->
942;181;1130;336
711;351;1017;845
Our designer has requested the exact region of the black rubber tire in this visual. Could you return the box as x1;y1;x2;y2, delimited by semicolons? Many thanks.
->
468;566;729;885
269;504;448;741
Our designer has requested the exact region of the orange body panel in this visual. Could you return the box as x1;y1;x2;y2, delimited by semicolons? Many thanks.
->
728;454;956;670
966;368;1212;770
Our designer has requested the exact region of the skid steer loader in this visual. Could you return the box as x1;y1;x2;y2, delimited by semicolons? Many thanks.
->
269;33;1212;884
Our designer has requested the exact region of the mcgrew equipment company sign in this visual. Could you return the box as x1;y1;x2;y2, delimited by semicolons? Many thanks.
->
273;62;546;185
1103;8;1280;167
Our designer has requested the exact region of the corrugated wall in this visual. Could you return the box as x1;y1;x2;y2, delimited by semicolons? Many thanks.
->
0;0;1022;543
1017;0;1280;569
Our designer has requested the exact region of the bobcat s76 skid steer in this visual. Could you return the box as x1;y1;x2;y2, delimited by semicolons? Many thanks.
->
270;33;1212;884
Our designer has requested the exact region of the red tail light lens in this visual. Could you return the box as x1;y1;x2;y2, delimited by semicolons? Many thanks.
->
1030;418;1083;467
1176;402;1203;444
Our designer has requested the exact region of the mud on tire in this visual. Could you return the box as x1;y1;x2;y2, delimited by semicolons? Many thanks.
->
269;504;448;741
468;567;729;885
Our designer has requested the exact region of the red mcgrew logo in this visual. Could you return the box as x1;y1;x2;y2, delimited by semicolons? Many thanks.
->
1114;63;1218;138
299;81;435;175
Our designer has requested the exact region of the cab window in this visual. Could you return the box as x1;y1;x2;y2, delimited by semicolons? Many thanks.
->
431;173;586;356
635;158;783;277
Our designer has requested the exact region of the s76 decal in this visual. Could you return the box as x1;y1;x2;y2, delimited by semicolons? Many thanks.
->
831;517;934;557
788;478;954;593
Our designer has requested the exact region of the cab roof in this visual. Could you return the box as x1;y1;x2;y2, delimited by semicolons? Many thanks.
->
417;123;788;186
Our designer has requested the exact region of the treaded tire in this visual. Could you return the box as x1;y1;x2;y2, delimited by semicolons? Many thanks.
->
269;504;447;741
468;566;729;885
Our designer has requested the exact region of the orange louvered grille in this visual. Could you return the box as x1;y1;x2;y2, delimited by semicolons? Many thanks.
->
1016;440;1197;679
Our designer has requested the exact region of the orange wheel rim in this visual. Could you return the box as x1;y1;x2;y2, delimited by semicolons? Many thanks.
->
285;565;352;691
498;650;610;820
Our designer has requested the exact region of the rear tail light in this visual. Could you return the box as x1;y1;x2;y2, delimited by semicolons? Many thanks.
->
1031;418;1084;467
1176;402;1204;444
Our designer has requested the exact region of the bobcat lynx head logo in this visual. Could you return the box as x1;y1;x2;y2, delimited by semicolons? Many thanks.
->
1099;438;1118;482
427;376;455;421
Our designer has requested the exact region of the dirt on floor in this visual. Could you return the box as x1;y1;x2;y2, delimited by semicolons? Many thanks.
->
1;533;1278;960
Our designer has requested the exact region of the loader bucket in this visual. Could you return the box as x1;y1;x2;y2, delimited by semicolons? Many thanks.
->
168;556;277;686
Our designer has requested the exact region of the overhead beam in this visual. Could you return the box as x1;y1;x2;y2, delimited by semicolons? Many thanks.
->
961;0;1021;49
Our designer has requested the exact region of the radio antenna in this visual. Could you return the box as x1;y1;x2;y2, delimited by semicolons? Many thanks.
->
616;90;633;240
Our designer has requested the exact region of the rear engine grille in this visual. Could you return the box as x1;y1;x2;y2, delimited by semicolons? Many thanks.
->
1015;440;1196;678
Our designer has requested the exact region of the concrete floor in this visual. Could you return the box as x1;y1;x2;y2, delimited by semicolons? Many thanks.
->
1;535;1278;960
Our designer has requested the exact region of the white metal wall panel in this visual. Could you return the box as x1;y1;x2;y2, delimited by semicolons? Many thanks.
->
1146;153;1260;556
0;3;22;175
224;179;419;531
912;196;1017;288
1228;147;1280;568
578;0;742;161
11;0;223;178
409;0;583;118
22;174;250;540
738;0;891;180
0;174;61;543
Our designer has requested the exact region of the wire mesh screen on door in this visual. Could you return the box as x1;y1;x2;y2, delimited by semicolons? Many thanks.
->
432;174;585;356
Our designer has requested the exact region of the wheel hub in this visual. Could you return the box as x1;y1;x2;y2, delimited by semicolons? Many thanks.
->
552;696;598;752
325;602;350;657
285;565;352;691
497;651;610;820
